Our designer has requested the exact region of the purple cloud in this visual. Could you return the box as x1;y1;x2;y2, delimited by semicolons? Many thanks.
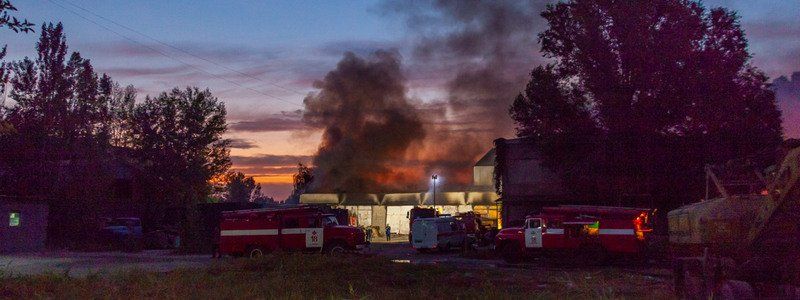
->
228;111;305;132
228;138;258;149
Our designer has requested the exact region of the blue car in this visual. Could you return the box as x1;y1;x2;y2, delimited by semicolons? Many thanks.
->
101;217;143;250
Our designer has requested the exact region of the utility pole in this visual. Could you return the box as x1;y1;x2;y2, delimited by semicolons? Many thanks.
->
432;174;438;213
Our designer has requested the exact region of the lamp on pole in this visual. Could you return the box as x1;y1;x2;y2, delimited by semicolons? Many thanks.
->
431;174;438;213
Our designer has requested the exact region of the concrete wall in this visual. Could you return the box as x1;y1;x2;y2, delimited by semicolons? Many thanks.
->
371;205;386;229
0;202;48;253
496;138;564;197
473;165;494;187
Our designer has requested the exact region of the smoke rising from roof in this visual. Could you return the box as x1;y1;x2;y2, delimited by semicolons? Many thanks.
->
388;0;550;186
302;1;550;192
303;51;425;192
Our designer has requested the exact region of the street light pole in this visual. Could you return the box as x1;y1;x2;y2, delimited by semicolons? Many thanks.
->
432;174;438;214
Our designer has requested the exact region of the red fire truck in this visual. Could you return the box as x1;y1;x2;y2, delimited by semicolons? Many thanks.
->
495;205;653;262
219;206;368;258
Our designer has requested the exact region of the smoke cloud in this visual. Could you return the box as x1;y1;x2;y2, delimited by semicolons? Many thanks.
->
388;0;550;187
303;51;426;192
302;1;550;192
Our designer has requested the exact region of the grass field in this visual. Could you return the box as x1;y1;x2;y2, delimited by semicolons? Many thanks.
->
0;254;675;299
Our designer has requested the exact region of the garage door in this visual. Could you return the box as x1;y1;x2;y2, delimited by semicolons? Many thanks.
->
386;206;413;234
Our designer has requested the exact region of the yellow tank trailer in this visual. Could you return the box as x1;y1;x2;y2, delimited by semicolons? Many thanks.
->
668;195;762;256
669;143;800;298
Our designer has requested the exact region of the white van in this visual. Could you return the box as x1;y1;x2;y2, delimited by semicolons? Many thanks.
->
411;216;466;252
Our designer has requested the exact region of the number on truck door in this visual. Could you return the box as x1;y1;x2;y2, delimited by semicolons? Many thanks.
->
524;218;543;248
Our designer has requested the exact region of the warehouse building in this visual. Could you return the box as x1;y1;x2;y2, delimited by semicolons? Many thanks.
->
0;199;49;253
493;137;566;226
301;191;498;234
300;150;501;234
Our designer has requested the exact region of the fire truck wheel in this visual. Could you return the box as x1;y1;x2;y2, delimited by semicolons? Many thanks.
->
248;247;265;259
324;242;346;255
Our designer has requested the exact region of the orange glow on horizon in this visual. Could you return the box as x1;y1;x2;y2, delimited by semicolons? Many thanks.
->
253;174;294;185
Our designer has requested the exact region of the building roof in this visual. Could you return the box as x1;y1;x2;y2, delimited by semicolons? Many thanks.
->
474;148;495;167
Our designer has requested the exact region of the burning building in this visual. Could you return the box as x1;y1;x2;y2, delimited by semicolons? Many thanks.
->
300;137;572;232
300;149;501;234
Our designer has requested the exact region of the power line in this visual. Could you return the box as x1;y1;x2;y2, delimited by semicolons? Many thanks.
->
58;0;307;97
45;0;304;108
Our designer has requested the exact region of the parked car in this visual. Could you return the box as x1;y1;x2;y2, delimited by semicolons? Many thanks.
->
411;216;466;252
100;217;143;252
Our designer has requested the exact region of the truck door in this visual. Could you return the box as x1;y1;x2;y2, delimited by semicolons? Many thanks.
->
524;218;543;248
280;214;323;250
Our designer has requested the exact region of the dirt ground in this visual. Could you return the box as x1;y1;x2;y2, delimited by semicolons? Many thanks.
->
1;234;673;288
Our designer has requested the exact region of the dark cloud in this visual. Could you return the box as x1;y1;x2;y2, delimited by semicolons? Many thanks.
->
228;110;305;132
773;72;800;138
228;138;258;149
303;51;426;192
230;154;313;167
380;0;550;187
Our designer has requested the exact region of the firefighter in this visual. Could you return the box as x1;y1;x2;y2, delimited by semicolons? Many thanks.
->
385;225;392;241
365;226;372;243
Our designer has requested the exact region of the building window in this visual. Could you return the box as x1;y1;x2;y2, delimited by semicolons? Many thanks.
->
9;212;20;227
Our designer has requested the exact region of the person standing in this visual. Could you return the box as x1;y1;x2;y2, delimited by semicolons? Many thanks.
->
385;225;392;242
365;226;372;243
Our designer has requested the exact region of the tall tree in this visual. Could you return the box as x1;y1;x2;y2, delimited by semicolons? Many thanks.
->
509;0;784;206
4;23;114;143
287;163;314;203
0;0;32;33
130;87;230;210
224;171;257;202
0;0;33;133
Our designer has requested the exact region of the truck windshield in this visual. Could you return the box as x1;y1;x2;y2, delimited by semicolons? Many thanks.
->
322;216;339;227
526;219;541;229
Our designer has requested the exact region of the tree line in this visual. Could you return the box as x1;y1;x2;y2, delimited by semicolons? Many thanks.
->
0;5;266;247
505;0;786;211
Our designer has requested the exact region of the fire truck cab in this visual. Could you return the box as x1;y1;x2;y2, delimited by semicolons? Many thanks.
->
495;205;652;262
219;206;367;258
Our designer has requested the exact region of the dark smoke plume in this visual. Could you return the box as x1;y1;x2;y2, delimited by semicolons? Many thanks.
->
303;51;425;192
386;0;550;187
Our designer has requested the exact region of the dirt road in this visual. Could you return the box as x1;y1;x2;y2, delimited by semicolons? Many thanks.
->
1;237;670;280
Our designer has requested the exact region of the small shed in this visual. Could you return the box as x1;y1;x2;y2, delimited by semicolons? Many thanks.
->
0;201;49;253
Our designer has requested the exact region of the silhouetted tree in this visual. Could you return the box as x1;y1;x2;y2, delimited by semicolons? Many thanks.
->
250;183;275;204
0;0;32;33
0;0;32;134
224;171;257;202
287;163;314;203
131;87;230;219
509;0;784;207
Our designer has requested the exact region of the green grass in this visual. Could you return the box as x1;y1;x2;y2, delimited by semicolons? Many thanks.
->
0;254;675;299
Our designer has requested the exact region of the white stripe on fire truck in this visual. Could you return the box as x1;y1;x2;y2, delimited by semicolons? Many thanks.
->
543;229;564;234
220;229;279;236
281;228;322;234
598;229;635;235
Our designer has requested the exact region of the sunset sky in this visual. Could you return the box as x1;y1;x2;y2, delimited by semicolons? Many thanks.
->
2;0;798;199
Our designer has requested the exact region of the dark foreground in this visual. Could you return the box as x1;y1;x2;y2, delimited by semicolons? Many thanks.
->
1;252;674;299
